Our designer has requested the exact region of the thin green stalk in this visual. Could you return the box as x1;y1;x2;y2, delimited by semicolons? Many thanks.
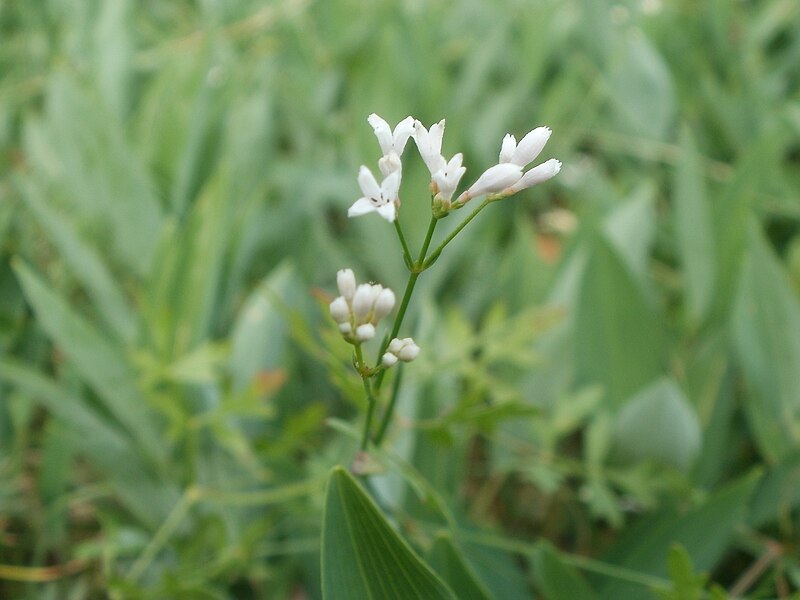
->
393;217;413;269
374;363;404;445
127;487;200;582
423;197;492;269
360;375;376;450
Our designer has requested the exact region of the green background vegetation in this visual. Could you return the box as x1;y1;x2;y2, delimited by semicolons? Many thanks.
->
1;0;800;598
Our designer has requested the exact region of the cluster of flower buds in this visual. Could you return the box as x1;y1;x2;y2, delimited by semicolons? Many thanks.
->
381;337;421;368
348;113;561;222
329;269;396;343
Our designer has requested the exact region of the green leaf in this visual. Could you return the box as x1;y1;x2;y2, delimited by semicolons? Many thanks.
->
321;466;457;600
427;533;497;600
13;260;164;465
612;378;702;473
733;222;800;462
575;235;665;409
674;126;716;325
600;471;760;599
20;180;138;343
532;542;601;600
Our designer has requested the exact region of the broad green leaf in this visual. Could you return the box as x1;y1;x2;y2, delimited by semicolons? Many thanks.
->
13;260;164;465
575;235;665;408
599;471;760;599
603;184;657;283
427;533;497;600
733;222;800;462
748;450;800;529
612;378;702;472
321;466;457;600
674;126;715;325
532;542;600;600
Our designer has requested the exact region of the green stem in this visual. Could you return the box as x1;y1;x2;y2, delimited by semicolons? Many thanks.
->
360;375;376;450
423;197;492;269
393;218;413;269
374;363;404;446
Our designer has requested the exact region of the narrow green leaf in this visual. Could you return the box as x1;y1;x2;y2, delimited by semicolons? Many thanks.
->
733;222;800;461
532;542;601;600
321;466;457;600
20;180;138;343
427;533;497;600
674;126;716;325
13;260;164;465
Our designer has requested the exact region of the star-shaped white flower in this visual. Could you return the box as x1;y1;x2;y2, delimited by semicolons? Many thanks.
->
368;114;415;176
432;153;466;203
348;166;401;222
413;119;447;176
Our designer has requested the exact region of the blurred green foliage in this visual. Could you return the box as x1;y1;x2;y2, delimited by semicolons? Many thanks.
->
1;0;800;598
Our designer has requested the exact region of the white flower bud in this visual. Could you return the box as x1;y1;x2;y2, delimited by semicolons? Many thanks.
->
398;340;420;362
338;322;352;334
511;127;551;167
351;284;374;323
382;352;399;368
337;269;356;301
329;296;350;324
463;163;522;200
388;338;404;354
372;288;396;322
506;159;562;194
355;323;376;342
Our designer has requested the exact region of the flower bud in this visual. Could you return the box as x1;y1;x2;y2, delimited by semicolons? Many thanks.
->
382;352;399;368
372;288;396;322
388;338;404;354
338;322;352;334
511;127;551;167
462;163;522;202
351;284;374;323
329;296;350;324
506;159;562;194
355;323;376;342
397;339;420;362
337;269;356;301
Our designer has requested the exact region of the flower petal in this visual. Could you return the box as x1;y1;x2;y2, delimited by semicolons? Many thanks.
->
512;127;551;167
466;163;522;198
380;169;401;201
357;165;381;199
392;116;416;154
348;197;377;217
499;134;516;163
376;202;397;222
368;113;393;155
508;158;561;193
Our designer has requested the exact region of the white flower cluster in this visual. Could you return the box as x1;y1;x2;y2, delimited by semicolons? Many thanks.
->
329;269;396;343
348;113;561;222
381;338;421;367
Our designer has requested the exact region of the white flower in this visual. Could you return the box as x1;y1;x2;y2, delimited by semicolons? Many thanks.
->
413;119;447;176
372;288;396;322
348;166;401;222
351;284;377;323
369;114;415;176
432;153;466;204
456;125;559;204
382;337;420;367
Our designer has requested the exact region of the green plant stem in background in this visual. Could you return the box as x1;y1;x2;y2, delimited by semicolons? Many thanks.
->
374;362;404;446
394;218;414;269
423;197;492;269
